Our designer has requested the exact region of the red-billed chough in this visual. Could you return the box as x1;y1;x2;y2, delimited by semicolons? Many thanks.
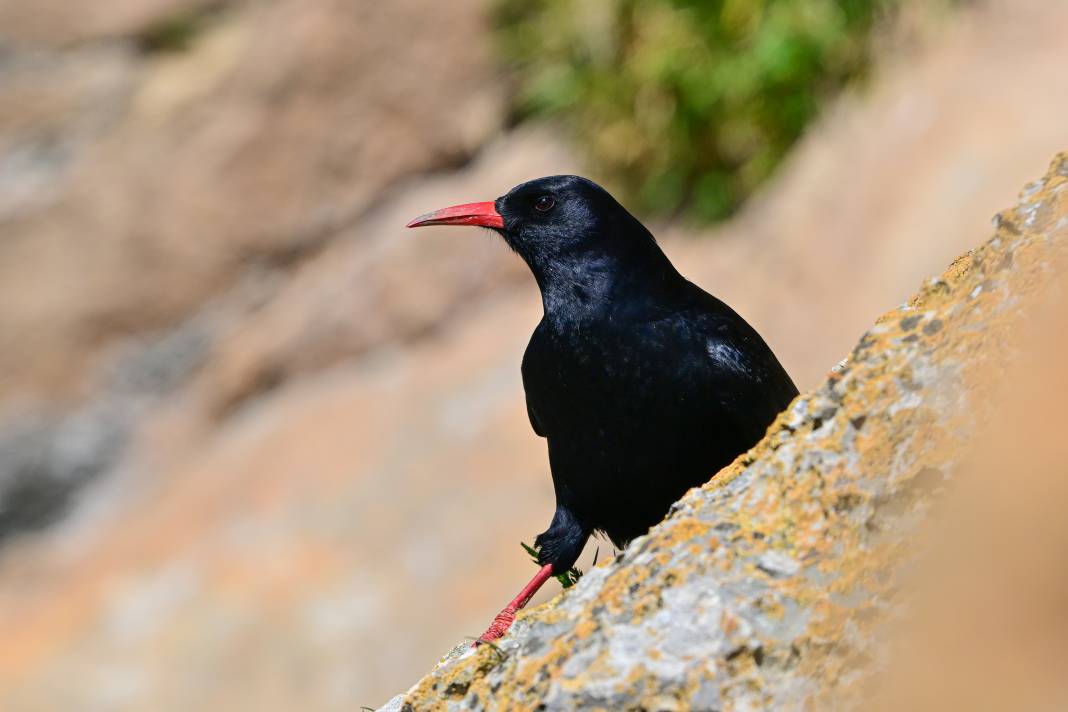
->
407;175;798;642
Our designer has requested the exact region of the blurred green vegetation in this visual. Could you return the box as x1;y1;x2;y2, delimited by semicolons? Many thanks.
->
136;3;223;54
493;0;934;221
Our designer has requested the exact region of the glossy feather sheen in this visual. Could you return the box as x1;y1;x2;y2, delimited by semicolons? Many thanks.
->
500;176;798;571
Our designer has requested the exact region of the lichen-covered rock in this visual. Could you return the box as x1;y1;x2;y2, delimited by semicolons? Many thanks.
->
383;154;1068;711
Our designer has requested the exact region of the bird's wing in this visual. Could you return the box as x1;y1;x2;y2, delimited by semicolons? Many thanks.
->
695;316;799;445
664;280;798;445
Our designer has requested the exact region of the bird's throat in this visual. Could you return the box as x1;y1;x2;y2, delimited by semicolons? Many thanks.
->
535;255;617;316
532;246;676;318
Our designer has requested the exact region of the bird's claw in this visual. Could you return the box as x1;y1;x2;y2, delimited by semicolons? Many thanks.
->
473;607;517;647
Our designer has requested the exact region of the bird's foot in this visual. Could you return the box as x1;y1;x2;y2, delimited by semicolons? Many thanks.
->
474;606;517;645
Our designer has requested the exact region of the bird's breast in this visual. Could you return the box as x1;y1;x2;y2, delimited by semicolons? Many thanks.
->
522;319;699;443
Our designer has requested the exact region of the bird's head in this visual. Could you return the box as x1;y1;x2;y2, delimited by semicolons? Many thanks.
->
406;175;657;273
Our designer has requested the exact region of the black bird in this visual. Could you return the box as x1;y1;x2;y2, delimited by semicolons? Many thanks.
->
407;176;798;642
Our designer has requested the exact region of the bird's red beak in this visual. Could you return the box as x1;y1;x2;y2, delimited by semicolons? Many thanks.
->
405;201;504;229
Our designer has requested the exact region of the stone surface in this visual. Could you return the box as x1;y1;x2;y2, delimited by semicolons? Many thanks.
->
386;156;1068;710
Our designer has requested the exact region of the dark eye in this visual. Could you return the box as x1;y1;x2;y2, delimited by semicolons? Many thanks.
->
534;195;555;212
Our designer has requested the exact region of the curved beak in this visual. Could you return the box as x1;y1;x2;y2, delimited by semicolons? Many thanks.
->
406;201;504;229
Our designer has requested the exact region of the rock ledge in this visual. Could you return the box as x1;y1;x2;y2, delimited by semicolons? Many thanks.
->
382;154;1068;711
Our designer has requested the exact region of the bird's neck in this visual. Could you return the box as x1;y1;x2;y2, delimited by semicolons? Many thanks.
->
531;242;679;319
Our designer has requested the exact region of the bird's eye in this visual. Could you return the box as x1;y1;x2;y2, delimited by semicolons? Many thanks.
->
534;195;555;212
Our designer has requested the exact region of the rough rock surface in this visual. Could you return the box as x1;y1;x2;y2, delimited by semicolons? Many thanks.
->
383;156;1068;711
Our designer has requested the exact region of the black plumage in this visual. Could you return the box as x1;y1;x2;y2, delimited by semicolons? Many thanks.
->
408;175;798;639
499;176;798;571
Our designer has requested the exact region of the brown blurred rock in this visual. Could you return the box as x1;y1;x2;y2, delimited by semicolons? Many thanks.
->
0;0;219;47
0;0;504;400
190;129;577;419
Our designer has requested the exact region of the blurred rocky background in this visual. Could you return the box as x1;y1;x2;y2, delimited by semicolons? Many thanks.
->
0;0;1064;709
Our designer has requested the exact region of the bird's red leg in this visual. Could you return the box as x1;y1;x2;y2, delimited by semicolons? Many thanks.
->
474;563;554;646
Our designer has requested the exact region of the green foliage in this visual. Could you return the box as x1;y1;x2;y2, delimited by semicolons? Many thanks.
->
493;0;899;221
136;5;221;54
521;541;582;588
